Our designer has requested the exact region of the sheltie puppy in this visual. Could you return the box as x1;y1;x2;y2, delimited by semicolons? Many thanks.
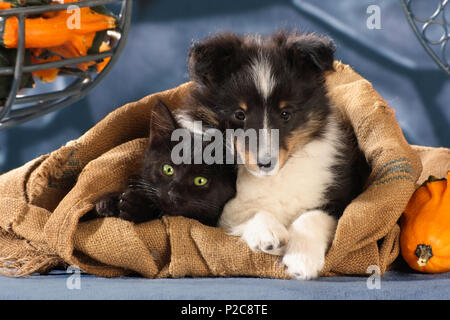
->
180;31;367;279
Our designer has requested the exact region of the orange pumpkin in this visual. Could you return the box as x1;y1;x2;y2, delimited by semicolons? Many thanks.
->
400;171;450;273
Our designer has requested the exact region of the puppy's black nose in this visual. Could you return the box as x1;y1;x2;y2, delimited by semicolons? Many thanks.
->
257;162;272;169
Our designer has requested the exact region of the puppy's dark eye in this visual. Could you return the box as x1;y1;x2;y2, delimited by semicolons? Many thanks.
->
280;110;291;121
234;109;246;121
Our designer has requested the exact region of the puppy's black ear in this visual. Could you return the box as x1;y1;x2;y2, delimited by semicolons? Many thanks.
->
188;33;244;87
149;99;179;144
286;33;336;72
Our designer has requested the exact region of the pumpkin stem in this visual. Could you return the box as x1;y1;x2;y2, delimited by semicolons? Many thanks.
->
420;175;446;188
415;244;433;267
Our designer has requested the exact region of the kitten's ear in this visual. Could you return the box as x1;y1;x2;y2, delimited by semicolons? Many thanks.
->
285;33;336;72
188;33;244;87
149;100;179;144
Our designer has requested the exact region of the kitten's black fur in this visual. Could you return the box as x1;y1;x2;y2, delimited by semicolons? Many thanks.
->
88;101;237;227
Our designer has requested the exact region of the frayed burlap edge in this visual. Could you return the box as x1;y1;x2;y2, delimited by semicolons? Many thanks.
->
0;229;64;277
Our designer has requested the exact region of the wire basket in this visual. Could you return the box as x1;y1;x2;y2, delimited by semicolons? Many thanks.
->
0;0;132;130
401;0;449;75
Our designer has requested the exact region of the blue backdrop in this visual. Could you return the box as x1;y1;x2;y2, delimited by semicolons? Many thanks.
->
0;0;449;173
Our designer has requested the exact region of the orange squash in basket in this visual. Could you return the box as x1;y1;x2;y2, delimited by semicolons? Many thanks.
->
0;2;12;9
30;54;61;82
400;172;450;273
0;1;115;84
1;6;116;50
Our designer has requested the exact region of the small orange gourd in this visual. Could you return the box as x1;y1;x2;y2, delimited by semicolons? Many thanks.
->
400;171;450;273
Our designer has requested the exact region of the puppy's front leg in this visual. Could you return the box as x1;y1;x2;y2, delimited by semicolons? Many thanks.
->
229;211;289;255
282;210;337;280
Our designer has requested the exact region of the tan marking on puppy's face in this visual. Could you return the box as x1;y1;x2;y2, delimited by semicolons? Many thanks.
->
232;116;325;175
277;148;289;173
277;118;325;169
279;101;289;109
239;101;248;111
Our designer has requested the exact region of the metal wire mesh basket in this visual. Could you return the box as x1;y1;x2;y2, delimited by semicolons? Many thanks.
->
401;0;449;74
292;0;449;75
0;0;132;130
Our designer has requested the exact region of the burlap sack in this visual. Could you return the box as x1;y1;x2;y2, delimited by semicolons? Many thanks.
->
0;62;448;278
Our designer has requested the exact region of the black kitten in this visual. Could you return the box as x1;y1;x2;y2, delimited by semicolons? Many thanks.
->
91;101;237;227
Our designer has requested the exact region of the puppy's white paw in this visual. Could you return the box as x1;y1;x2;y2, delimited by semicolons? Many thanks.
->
282;244;324;280
282;210;337;280
240;211;288;255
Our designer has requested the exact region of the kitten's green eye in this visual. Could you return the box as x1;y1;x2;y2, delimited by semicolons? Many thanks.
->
194;176;208;186
162;164;174;176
